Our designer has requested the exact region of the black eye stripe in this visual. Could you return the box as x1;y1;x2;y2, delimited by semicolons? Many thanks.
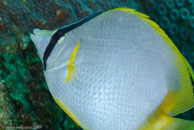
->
42;11;104;71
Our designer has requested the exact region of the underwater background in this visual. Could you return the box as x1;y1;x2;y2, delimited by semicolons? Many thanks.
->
0;0;194;130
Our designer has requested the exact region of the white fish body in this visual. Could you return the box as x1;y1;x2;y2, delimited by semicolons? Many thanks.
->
30;8;194;130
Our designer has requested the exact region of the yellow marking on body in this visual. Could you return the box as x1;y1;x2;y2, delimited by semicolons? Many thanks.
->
53;96;82;126
66;40;80;82
66;64;76;82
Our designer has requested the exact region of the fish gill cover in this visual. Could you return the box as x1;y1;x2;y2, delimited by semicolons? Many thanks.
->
0;0;193;130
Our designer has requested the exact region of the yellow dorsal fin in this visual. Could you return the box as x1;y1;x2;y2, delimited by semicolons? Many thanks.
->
164;57;194;116
112;7;178;54
159;82;194;117
156;58;194;117
113;7;194;116
184;57;194;82
147;21;194;116
111;7;149;18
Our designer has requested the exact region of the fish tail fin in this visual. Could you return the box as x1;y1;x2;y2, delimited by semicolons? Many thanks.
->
30;28;53;60
140;115;194;130
165;116;194;130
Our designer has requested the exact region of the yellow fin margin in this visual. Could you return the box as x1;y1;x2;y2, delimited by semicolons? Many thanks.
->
111;7;149;19
115;7;194;115
138;12;194;116
113;7;194;130
66;40;80;82
53;96;82;127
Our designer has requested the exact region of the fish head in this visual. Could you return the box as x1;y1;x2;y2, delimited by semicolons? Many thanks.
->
30;28;54;63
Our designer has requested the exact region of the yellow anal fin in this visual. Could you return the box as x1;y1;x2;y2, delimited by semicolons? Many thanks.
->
139;114;194;130
66;40;80;83
53;96;82;127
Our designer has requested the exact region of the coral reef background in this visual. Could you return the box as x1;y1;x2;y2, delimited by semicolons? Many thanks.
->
0;0;193;130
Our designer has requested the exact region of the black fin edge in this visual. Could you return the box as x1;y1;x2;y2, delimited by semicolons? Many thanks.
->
187;68;194;97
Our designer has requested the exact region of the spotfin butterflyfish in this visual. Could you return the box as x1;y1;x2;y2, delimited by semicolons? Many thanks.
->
30;8;194;130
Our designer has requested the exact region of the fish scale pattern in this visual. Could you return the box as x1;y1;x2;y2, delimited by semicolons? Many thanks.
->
0;0;194;129
0;0;137;129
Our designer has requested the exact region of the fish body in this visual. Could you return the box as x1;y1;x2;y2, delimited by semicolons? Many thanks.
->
30;8;194;130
